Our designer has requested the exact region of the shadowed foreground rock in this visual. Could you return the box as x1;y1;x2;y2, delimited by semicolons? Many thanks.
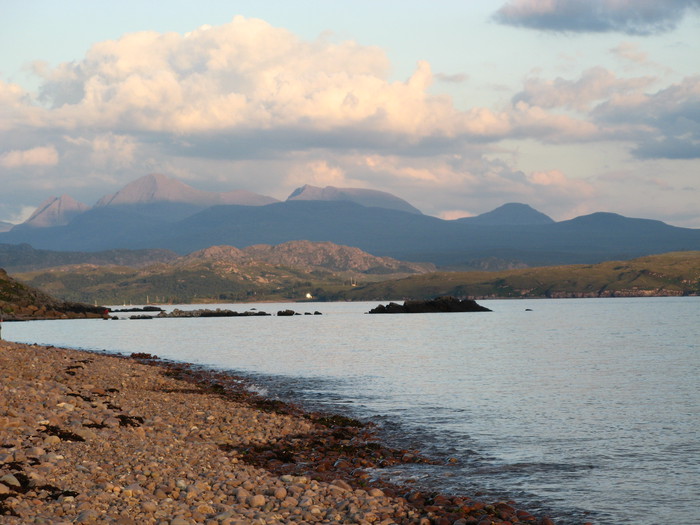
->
0;268;107;321
368;296;492;314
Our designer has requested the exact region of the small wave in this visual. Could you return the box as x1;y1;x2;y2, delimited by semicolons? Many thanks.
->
472;462;596;475
247;384;269;396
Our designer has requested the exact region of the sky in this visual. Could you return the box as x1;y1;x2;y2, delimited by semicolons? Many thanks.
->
1;0;699;227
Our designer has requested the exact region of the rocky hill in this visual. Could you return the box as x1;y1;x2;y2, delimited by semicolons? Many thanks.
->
182;241;435;274
0;268;107;320
9;241;436;305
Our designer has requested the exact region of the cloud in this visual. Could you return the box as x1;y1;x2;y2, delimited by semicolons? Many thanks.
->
513;66;655;112
326;152;598;220
64;133;138;169
0;80;43;131
610;42;649;65
593;76;700;159
7;17;682;163
29;18;468;141
527;169;595;196
22;16;530;153
1;15;698;227
493;0;700;35
285;160;348;188
0;145;58;168
435;72;468;84
507;68;700;159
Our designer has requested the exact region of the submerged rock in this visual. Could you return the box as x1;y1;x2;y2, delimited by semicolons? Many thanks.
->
368;296;491;314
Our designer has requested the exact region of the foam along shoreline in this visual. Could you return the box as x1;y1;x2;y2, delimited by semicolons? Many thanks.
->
0;341;567;525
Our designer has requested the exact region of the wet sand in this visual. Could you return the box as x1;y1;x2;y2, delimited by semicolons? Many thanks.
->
0;340;567;524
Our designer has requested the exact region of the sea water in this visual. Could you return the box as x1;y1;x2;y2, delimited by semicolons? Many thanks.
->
6;297;699;524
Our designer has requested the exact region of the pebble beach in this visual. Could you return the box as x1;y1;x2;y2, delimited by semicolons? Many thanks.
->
0;340;566;525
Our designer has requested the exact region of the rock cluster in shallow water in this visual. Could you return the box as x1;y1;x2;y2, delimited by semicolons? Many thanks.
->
368;296;492;314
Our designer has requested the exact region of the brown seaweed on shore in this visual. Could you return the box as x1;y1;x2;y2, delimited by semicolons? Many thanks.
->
129;356;561;525
39;425;86;443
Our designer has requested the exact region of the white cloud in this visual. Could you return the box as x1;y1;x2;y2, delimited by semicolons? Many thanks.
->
22;17;520;145
610;42;649;65
527;168;595;197
1;15;698;227
33;17;433;135
64;133;137;169
285;160;348;188
0;145;58;168
513;67;656;112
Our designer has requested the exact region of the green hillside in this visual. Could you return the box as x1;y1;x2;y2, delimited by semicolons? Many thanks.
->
329;252;700;301
0;268;107;320
10;251;700;305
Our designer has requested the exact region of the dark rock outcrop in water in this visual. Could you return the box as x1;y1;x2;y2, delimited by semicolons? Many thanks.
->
368;296;491;314
156;308;271;318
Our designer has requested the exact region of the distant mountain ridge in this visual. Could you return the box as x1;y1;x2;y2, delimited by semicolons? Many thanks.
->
13;174;420;229
2;173;699;267
459;203;554;225
95;173;278;208
287;184;422;214
22;195;89;228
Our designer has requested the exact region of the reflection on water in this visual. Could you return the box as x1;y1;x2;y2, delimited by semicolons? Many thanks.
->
7;297;700;525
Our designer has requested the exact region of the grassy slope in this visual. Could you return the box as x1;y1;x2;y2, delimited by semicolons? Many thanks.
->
331;251;700;301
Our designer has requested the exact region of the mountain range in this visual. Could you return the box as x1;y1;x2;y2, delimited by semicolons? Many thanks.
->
2;173;699;267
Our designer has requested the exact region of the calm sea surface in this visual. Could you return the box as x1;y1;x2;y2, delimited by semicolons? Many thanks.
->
6;297;699;524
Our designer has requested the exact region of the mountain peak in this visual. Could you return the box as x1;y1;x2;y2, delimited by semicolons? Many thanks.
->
95;173;278;208
462;202;554;225
22;194;89;228
95;173;203;207
286;184;422;214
